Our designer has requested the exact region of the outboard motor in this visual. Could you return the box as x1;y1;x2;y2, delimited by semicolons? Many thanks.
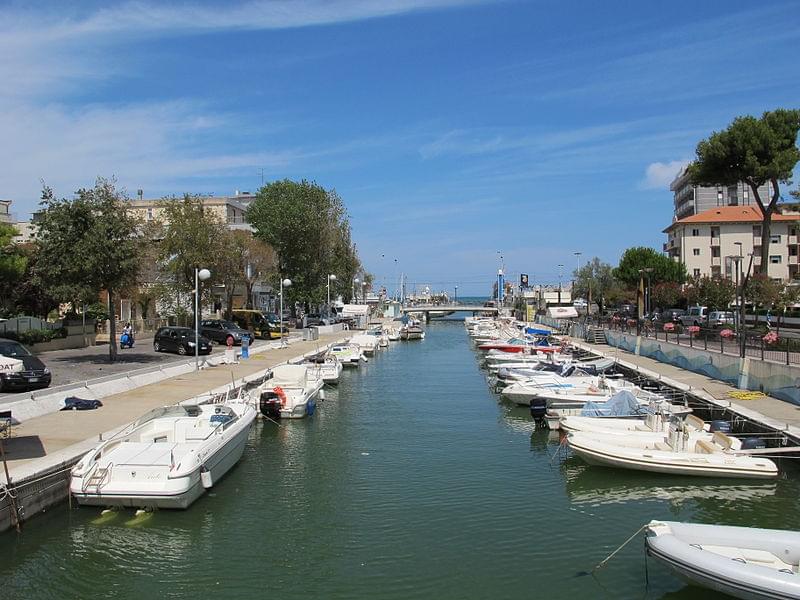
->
259;390;282;420
741;437;767;450
530;398;548;423
709;420;732;433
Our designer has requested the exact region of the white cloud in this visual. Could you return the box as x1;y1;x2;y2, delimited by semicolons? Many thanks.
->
641;159;689;190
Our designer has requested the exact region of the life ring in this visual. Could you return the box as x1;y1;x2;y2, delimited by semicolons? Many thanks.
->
273;386;287;407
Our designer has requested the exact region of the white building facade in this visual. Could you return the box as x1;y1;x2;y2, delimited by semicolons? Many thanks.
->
664;206;800;282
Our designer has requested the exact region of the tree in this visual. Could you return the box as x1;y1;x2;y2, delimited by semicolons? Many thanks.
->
613;247;686;289
246;180;362;311
689;109;800;273
685;276;735;310
214;230;276;317
153;195;225;324
35;179;142;362
0;223;27;315
650;282;684;311
571;257;617;311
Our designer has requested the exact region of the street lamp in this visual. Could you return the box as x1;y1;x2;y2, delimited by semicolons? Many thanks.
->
454;285;458;304
644;267;654;316
353;277;360;303
361;281;367;304
557;264;564;304
194;267;211;370
279;277;292;347
327;274;337;315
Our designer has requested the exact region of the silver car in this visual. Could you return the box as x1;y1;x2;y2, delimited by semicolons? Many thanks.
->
708;311;735;327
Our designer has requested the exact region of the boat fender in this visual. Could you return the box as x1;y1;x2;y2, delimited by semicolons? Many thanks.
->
273;386;287;407
200;468;213;489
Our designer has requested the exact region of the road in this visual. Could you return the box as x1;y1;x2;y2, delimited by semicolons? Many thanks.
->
0;335;276;402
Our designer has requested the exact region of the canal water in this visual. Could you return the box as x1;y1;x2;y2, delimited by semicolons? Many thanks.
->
2;319;800;599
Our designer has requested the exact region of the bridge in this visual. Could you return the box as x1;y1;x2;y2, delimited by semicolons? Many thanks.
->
400;304;498;322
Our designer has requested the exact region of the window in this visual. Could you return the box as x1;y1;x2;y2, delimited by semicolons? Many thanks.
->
770;255;782;264
692;228;700;236
711;247;720;258
753;226;762;237
710;227;720;238
693;269;701;278
791;247;798;257
770;234;781;244
693;248;700;256
743;188;749;201
711;266;721;277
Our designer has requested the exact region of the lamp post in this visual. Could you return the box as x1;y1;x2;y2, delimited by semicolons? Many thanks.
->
573;251;582;295
734;241;743;332
361;281;367;304
279;277;292;347
194;267;211;370
644;267;654;317
353;277;360;304
327;274;337;315
454;285;458;304
557;264;564;304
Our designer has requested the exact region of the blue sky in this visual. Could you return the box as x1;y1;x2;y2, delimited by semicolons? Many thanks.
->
2;0;799;295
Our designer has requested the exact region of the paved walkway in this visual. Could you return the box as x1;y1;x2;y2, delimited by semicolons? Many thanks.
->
4;330;350;476
574;338;800;433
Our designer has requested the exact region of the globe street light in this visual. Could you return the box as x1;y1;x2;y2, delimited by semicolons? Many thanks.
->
454;285;458;304
327;274;337;315
353;277;360;303
195;267;211;370
279;277;292;347
361;281;367;304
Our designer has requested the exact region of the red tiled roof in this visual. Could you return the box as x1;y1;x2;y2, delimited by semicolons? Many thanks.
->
665;206;800;231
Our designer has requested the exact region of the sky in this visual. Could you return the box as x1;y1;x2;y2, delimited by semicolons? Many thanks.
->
2;0;800;296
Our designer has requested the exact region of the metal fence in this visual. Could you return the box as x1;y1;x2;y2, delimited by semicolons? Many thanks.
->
595;317;800;366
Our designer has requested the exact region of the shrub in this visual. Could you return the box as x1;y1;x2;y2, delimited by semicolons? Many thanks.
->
663;322;675;332
763;331;779;345
720;328;735;338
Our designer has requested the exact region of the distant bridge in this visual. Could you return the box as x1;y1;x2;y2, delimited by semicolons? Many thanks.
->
400;304;498;322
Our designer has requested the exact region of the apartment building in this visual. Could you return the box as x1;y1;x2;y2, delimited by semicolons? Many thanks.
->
670;166;774;221
0;200;12;224
664;206;800;281
127;191;254;231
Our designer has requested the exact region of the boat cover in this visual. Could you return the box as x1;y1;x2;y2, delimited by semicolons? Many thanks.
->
62;397;103;410
580;390;640;417
524;327;551;336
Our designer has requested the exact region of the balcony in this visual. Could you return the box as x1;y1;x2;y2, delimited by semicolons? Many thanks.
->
710;256;721;266
790;235;798;245
710;237;720;247
790;255;799;265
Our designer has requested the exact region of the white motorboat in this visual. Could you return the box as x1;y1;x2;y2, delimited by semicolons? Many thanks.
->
532;379;660;409
568;429;778;479
70;401;256;509
351;333;379;355
258;364;324;419
400;322;425;340
328;343;365;367
559;409;702;436
305;356;343;385
386;327;400;341
646;520;800;599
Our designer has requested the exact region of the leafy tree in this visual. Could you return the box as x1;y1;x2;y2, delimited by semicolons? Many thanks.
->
8;244;60;319
650;282;684;311
0;223;27;315
571;257;617;311
214;231;275;317
35;179;142;361
152;195;225;323
613;247;686;289
689;109;800;273
247;180;363;311
685;276;735;310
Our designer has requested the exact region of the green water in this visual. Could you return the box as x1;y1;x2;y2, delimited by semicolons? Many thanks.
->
2;320;799;599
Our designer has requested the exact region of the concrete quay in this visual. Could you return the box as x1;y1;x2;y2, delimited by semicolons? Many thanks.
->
572;338;800;440
0;329;352;533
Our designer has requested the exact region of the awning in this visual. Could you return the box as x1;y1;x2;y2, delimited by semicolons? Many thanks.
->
546;306;578;319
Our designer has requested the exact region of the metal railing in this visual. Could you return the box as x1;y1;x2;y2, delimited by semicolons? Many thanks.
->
593;316;800;365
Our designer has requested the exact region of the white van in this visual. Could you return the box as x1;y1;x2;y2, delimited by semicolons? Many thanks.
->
680;306;708;327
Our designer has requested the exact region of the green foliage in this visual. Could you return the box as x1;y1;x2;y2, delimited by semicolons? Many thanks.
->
35;178;142;361
650;282;684;310
572;257;620;309
745;274;783;308
1;328;67;345
685;276;735;310
0;222;28;312
613;247;686;289
246;180;363;307
689;109;800;269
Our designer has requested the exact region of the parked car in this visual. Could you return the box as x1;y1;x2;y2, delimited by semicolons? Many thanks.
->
679;306;708;327
199;319;253;346
708;310;735;327
153;327;212;355
661;308;686;323
0;338;51;392
231;309;287;340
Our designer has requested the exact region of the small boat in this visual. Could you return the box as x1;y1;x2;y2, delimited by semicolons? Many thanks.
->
305;356;343;385
478;337;559;353
70;401;256;509
386;327;400;341
400;321;425;340
328;343;365;367
645;520;800;599
568;429;778;479
350;334;379;356
558;397;697;435
258;364;324;419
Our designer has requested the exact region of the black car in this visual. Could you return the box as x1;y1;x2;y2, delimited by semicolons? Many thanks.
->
199;319;253;346
153;327;212;355
0;338;52;392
